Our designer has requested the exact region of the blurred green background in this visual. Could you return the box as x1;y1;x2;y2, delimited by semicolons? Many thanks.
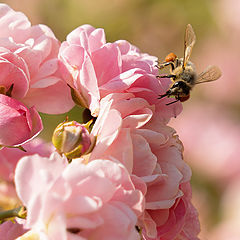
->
3;0;239;239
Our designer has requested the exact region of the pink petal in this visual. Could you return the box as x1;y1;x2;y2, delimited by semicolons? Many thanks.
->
0;138;53;182
90;108;122;160
23;79;74;114
0;55;29;99
23;106;43;143
66;25;92;47
99;68;144;96
60;45;85;68
78;52;100;116
65;195;103;215
15;152;67;206
99;128;134;173
88;203;138;240
66;214;103;230
0;4;30;42
15;46;42;80
122;107;153;129
29;24;59;62
132;134;157;177
0;95;38;146
35;58;59;80
0;221;26;240
88;28;106;52
91;43;122;86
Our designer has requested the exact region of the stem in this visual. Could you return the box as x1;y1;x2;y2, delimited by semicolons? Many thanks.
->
0;206;27;221
0;145;26;152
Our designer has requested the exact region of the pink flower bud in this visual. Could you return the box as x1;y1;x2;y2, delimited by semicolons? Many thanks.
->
0;95;43;147
52;120;94;159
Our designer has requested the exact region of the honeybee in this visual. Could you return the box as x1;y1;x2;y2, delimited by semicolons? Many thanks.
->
157;24;222;105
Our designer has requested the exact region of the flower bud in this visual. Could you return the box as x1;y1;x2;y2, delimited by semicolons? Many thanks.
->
52;121;94;159
0;94;43;147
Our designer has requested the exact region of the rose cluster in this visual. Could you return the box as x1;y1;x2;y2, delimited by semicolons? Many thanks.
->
0;4;200;240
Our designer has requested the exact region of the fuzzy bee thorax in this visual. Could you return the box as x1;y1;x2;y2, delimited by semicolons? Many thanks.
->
172;65;197;86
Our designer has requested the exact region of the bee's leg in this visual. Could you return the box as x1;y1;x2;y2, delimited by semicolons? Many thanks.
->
166;94;180;105
166;99;179;105
155;61;175;70
169;61;175;71
156;74;176;79
158;92;169;99
176;58;179;66
175;58;182;68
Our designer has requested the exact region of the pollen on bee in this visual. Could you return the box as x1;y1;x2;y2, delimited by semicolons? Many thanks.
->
165;52;177;62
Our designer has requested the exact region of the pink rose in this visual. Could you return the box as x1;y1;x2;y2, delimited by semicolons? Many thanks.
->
59;24;181;119
89;93;200;239
15;153;144;240
0;4;74;114
0;94;42;147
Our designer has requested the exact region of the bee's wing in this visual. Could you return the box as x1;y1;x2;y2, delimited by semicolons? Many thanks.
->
183;24;196;67
196;65;222;84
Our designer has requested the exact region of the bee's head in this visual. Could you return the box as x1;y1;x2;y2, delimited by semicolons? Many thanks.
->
158;80;190;100
169;81;190;97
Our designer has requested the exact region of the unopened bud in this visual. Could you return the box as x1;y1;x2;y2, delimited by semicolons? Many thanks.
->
52;121;94;159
